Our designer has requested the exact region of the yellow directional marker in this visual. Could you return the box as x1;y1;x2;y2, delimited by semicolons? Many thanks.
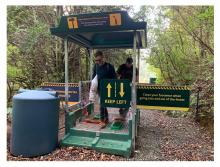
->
119;82;125;97
109;13;122;26
67;17;78;29
107;83;112;97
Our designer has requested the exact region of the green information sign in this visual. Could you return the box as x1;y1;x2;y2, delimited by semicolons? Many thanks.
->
67;13;122;29
100;79;131;108
137;84;190;111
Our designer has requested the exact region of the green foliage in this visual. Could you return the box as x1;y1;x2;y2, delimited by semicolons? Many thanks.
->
7;5;134;101
7;44;19;57
7;44;23;79
21;23;50;53
7;65;22;79
147;64;164;84
7;6;213;129
146;6;213;125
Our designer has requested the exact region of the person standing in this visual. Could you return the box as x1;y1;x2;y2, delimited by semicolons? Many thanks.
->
92;51;116;127
117;57;138;119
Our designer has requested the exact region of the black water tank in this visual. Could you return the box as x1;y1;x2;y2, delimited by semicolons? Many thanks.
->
10;90;59;157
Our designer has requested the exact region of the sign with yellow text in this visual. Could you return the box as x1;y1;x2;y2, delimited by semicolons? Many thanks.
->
67;13;122;29
100;79;131;108
41;82;79;102
137;84;190;111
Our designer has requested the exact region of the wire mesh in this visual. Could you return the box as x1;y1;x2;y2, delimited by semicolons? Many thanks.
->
80;81;91;106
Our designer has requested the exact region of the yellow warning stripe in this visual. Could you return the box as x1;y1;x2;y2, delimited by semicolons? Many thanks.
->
41;82;79;87
137;105;189;111
67;102;79;105
137;84;190;90
60;101;79;105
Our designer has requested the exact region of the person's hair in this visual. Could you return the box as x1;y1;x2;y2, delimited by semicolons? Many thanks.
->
126;57;133;64
95;51;104;58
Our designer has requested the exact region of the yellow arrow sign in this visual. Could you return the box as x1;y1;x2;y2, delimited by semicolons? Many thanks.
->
119;82;125;97
107;83;112;97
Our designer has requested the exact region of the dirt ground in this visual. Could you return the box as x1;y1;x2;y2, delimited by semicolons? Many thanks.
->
7;109;214;161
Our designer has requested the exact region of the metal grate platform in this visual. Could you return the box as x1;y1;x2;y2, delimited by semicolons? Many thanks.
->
74;108;129;134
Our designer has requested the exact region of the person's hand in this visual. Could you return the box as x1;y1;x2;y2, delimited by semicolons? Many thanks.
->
117;74;121;79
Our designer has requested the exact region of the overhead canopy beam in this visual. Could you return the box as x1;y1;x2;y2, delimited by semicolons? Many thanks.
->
68;34;92;48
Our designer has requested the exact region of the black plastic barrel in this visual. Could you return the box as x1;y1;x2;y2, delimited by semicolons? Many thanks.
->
10;90;59;157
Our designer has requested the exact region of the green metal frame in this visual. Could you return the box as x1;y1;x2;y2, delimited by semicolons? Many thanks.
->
50;10;147;157
62;103;141;157
65;103;94;134
62;103;136;157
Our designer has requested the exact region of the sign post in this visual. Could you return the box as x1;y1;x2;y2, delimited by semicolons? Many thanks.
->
100;79;131;108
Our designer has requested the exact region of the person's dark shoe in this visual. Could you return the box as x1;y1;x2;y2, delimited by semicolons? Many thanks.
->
104;118;109;124
119;108;129;118
119;108;123;115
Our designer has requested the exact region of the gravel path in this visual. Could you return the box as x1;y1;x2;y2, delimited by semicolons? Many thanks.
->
7;110;214;161
130;110;213;161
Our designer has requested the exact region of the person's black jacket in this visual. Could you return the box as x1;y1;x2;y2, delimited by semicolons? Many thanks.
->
92;62;116;91
117;64;138;82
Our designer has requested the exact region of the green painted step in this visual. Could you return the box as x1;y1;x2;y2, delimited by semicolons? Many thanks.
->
95;139;132;157
61;134;95;147
61;128;132;157
61;129;97;147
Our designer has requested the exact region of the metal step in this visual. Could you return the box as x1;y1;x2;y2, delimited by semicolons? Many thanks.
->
61;107;133;157
61;128;132;157
95;138;132;157
61;134;95;148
